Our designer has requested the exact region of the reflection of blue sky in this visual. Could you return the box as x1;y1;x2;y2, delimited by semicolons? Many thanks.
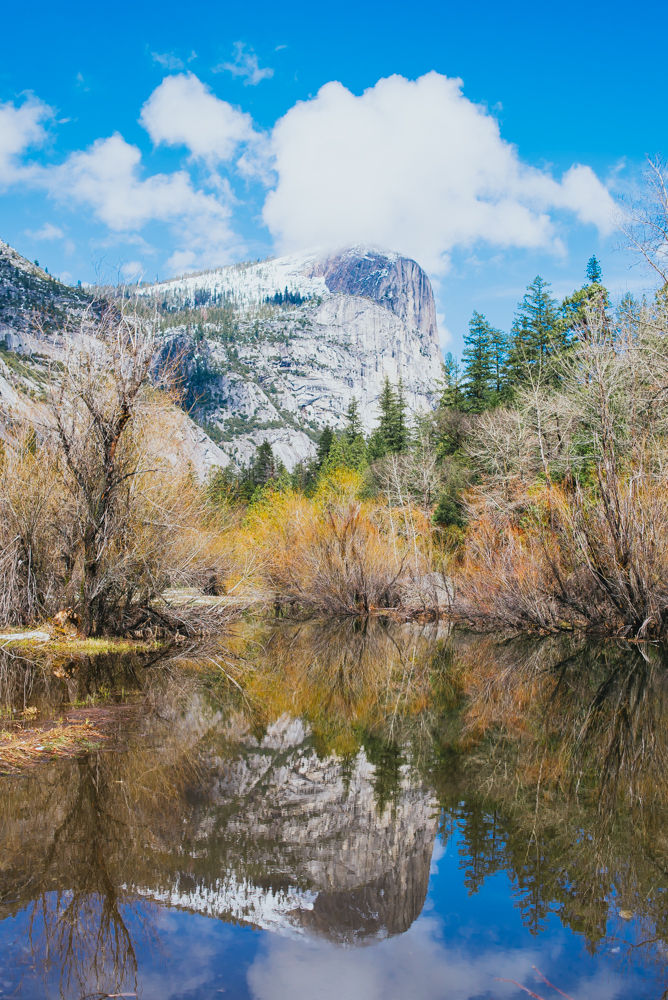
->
246;835;645;1000
0;831;656;999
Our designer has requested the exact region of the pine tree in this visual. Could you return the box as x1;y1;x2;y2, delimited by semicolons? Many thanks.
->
561;258;610;332
489;326;509;397
378;375;396;448
462;312;494;411
392;377;407;452
373;375;408;455
367;427;388;462
345;397;363;442
586;255;602;284
507;276;565;384
252;440;276;486
316;426;334;469
439;353;465;409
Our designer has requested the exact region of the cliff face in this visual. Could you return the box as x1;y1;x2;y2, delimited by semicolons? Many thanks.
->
309;246;438;342
143;245;444;469
0;238;228;476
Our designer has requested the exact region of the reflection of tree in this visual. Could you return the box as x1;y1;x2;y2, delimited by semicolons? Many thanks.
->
432;634;668;967
0;664;205;999
4;756;140;998
235;616;451;764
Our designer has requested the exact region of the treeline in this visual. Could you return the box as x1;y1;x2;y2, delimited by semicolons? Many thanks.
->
443;255;605;411
264;286;309;307
207;374;415;506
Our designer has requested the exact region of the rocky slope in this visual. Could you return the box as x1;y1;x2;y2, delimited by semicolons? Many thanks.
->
0;239;229;476
141;245;443;469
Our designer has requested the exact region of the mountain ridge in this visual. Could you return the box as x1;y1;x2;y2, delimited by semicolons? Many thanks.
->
142;244;444;469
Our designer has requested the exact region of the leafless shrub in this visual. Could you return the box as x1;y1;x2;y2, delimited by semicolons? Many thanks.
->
455;295;668;638
0;303;237;634
246;475;429;614
0;429;63;623
617;155;668;283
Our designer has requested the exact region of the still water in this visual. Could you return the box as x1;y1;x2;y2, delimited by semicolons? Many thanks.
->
1;620;667;999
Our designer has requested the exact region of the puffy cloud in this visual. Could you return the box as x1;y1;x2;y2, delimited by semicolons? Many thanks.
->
0;72;617;281
0;95;53;185
41;132;239;272
214;42;274;86
262;73;616;272
140;73;254;163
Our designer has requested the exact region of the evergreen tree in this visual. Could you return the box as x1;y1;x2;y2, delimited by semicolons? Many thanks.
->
322;432;367;474
439;353;465;409
376;375;408;453
586;255;602;284
367;427;388;462
316;426;334;469
252;440;276;486
462;312;494;411
392;377;408;452
507;276;565;384
560;259;610;333
345;397;363;442
378;375;397;448
489;326;509;397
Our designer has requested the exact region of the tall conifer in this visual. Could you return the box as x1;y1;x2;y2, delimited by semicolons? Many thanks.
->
345;396;363;441
462;312;494;411
507;276;565;384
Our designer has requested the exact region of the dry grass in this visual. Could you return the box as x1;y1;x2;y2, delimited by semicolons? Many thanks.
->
0;719;106;771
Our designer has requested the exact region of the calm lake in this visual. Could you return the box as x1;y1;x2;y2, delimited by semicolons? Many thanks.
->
1;619;667;999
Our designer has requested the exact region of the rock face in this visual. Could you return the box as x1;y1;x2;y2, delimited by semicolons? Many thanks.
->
142;245;444;470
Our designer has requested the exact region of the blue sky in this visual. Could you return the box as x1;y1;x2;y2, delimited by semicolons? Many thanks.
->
2;0;666;353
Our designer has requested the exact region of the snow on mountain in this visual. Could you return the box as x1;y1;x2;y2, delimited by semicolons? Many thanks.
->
143;245;444;470
142;248;332;310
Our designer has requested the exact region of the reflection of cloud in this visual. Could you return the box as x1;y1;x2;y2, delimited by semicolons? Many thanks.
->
248;913;543;1000
246;911;630;1000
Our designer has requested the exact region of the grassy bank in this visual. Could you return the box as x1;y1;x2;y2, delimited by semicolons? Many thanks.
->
0;719;107;772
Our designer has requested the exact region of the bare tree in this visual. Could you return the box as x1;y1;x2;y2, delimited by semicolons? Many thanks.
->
617;155;668;284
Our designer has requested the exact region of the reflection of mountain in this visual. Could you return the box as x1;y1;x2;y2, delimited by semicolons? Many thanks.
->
134;714;439;944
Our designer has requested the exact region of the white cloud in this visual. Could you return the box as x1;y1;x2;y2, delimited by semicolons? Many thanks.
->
25;222;64;240
262;72;616;272
214;42;274;86
41;132;240;272
152;52;185;71
0;95;53;185
247;915;546;1000
0;72;618;282
119;260;145;281
139;73;254;163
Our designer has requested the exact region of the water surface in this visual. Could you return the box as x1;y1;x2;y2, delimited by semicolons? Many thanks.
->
1;621;667;999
